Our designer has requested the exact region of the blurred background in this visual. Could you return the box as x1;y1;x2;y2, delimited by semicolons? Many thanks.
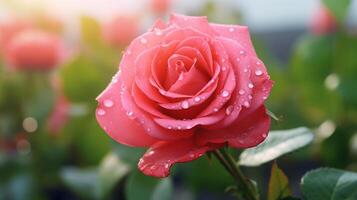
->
0;0;356;199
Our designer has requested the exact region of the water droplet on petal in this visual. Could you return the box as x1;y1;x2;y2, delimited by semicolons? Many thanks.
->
104;99;114;108
239;89;245;95
222;67;226;71
255;70;263;76
248;83;254;89
194;96;201;102
181;101;189;109
239;50;245;55
140;37;147;44
97;109;106;116
243;101;250;108
126;50;132;55
213;108;219;112
164;163;170;169
167;125;172;130
262;96;268;100
236;58;240;62
126;111;134;118
154;28;163;36
229;27;235;32
226;105;234;115
221;90;230;97
262;133;267;138
248;95;253;100
244;68;248;73
256;61;261;65
147;128;151;132
189;153;195;158
177;126;182;130
148;150;155;156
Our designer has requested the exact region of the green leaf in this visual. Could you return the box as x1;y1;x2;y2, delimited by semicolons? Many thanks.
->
268;162;292;200
126;171;173;200
239;127;314;166
61;167;98;199
301;168;357;200
97;152;130;199
322;0;351;23
112;141;145;167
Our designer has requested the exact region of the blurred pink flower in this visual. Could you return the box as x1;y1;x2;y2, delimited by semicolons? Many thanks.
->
310;5;337;35
0;19;32;54
150;0;171;15
102;16;139;47
4;29;63;71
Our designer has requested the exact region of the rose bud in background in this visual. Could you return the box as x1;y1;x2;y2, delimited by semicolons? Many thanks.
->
96;14;273;178
150;0;171;15
102;16;139;47
310;5;337;35
4;29;62;71
0;18;32;54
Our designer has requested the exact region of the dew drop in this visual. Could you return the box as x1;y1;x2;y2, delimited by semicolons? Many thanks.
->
167;125;172;130
239;50;245;55
181;100;189;109
262;133;267;138
148;150;155;156
97;109;106;116
248;95;253;100
194;96;201;102
262;96;268;100
126;50;132;55
104;99;114;108
221;90;230;97
238;89;245;95
243;101;250;108
222;67;226;71
243;68;248;73
140;37;147;44
225;105;234;115
177;126;182;130
126;111;134;118
255;70;263;76
189;153;195;158
147;128;151;132
164;163;170;169
256;61;261;65
213;108;219;112
248;83;254;89
229;27;235;32
236;58;240;62
154;28;163;36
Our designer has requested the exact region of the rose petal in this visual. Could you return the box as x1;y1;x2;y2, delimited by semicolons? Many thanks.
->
169;13;215;36
138;138;214;178
210;24;256;56
154;109;226;130
96;79;159;147
197;106;270;148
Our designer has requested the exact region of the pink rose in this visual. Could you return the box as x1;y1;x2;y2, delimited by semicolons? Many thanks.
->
96;14;273;178
150;0;171;15
0;19;32;55
310;5;337;35
4;29;62;71
102;16;139;47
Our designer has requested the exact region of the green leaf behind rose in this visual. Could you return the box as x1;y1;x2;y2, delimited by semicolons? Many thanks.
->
238;127;314;166
301;168;357;200
268;162;292;200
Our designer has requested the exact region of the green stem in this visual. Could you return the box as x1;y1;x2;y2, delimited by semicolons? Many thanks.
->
213;149;258;200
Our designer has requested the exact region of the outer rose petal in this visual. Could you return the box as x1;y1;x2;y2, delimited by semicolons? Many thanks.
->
169;14;215;36
210;24;257;56
138;139;216;178
197;106;270;148
96;78;159;147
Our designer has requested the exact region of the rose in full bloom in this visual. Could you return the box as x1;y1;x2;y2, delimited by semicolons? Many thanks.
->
310;5;337;35
102;16;139;47
4;29;62;71
96;14;273;178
